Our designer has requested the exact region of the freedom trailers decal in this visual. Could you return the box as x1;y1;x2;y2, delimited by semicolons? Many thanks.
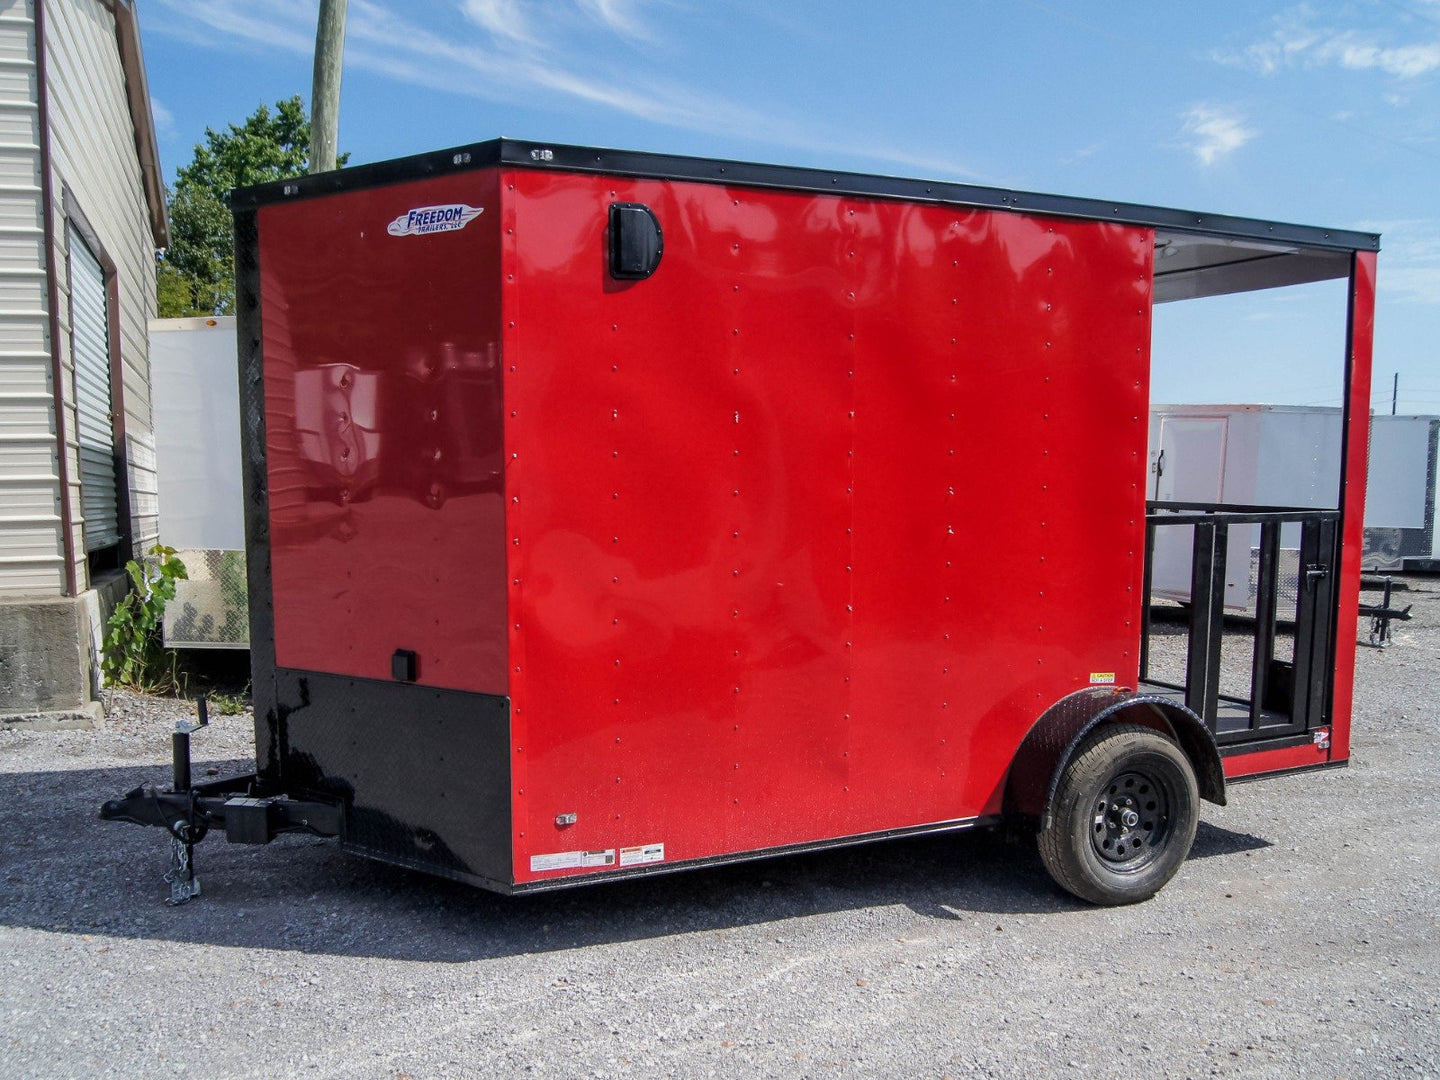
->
386;203;484;237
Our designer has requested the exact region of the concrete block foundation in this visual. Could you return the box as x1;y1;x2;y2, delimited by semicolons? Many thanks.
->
0;573;127;724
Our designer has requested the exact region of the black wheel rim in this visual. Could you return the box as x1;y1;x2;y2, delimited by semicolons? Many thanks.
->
1091;767;1173;873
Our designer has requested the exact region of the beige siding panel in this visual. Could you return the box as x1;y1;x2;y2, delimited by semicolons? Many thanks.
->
0;348;43;385
1;312;45;351
0;147;38;185
0;560;62;597
0;40;33;65
0;476;56;514
0;348;46;392
0;435;55;476
0;0;60;596
0;106;36;142
0;226;43;264
0;188;39;229
43;0;158;587
0;35;34;67
0;398;49;435
127;427;155;548
0;265;43;306
0;0;165;595
0;517;60;552
0;61;34;100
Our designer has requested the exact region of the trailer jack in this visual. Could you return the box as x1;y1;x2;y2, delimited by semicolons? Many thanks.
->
1359;576;1412;648
99;698;345;904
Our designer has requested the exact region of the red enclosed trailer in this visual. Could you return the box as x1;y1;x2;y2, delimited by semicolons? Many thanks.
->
104;139;1378;906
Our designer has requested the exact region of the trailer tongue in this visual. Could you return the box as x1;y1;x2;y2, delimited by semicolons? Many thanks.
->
101;138;1378;905
100;698;343;904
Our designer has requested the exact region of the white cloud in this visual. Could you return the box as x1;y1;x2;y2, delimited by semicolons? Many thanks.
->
1313;34;1440;78
573;0;654;41
459;0;532;43
1219;15;1319;76
144;0;982;181
1384;266;1440;305
150;97;176;140
460;0;658;46
1060;141;1104;167
149;0;316;54
1358;220;1440;305
1181;104;1255;166
1216;9;1440;79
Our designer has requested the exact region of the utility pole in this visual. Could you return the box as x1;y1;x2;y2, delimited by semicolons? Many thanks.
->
1392;372;1398;416
310;0;348;175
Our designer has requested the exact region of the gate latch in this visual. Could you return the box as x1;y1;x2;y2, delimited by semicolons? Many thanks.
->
1304;564;1329;590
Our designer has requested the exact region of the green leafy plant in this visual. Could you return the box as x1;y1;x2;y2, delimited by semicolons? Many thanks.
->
208;683;252;716
102;544;188;692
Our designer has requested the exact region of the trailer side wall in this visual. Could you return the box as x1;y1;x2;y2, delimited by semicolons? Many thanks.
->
504;171;1154;884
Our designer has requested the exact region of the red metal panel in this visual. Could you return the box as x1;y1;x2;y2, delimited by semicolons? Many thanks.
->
1327;250;1376;765
1223;741;1329;779
845;208;1152;832
257;171;508;694
504;170;1152;884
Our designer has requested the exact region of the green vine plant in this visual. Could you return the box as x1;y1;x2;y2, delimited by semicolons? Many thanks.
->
102;544;188;693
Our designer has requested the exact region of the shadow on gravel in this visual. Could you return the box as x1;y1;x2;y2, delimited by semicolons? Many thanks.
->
0;761;1274;963
1189;820;1273;860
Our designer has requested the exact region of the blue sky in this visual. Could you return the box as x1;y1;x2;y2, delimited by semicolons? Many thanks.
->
139;1;1440;413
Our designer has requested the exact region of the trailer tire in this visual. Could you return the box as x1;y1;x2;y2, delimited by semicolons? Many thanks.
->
1037;723;1199;906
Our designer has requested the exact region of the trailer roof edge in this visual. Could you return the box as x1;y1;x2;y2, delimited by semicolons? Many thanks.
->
230;137;1381;254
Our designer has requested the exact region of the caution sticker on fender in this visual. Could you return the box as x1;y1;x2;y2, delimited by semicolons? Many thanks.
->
529;848;615;873
620;843;665;867
1089;671;1117;685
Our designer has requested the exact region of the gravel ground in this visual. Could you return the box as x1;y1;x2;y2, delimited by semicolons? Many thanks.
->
1;584;1437;1080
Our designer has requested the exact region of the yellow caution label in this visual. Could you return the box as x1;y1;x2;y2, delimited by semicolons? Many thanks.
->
1089;672;1117;685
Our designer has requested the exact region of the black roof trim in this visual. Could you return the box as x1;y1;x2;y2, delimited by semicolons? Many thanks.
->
231;137;1380;254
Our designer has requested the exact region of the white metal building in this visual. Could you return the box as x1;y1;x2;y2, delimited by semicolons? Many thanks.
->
0;0;166;717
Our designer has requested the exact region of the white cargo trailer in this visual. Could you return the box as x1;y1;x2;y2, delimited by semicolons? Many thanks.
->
1364;415;1440;571
1148;405;1439;610
148;317;248;647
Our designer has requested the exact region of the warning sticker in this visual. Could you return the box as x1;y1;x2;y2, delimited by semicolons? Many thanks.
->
1089;672;1117;685
620;843;665;867
529;849;615;873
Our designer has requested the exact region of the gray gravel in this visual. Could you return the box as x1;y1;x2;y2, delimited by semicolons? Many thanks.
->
2;584;1438;1080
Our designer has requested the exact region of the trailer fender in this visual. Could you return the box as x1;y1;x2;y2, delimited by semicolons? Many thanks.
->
1006;687;1226;831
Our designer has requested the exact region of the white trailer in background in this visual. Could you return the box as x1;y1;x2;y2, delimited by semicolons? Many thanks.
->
1365;416;1440;571
1148;405;1439;611
148;317;248;647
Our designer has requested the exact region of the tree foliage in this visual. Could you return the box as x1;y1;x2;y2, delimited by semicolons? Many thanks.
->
158;97;348;317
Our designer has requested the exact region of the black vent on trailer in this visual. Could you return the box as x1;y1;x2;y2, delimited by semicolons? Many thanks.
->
608;202;663;280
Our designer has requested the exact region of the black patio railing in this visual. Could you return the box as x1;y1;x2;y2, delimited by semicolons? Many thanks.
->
1141;502;1340;747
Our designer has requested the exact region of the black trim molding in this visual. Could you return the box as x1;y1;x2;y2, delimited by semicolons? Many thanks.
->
231;138;1380;255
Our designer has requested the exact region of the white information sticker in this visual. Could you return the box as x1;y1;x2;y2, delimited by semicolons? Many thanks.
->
529;849;615;873
620;843;665;867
